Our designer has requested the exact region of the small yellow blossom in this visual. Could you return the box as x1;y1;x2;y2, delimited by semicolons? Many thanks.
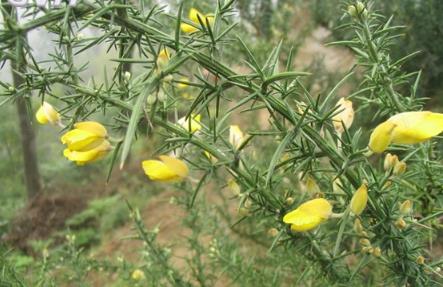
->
393;160;407;175
267;228;279;237
416;256;425;265
368;111;443;153
373;247;382;257
229;125;244;150
332;98;354;134
395;218;406;229
35;101;61;125
354;218;364;234
283;198;332;232
227;179;241;197
131;269;145;281
157;48;170;69
305;175;321;194
180;8;214;34
61;121;111;165
350;183;368;216
383;153;399;171
359;238;371;247
176;77;190;89
177;114;202;133
142;155;189;182
285;197;294;205
399;200;413;216
204;151;217;163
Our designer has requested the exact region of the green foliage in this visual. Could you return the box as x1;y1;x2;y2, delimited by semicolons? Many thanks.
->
1;0;443;286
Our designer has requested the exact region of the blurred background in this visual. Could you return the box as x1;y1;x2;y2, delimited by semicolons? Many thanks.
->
1;0;443;285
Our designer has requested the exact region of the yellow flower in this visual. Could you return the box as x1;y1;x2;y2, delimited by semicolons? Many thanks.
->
383;153;399;171
332;98;354;134
350;183;368;216
229;125;244;149
180;8;214;34
399;200;413;216
61;121;111;165
35;101;60;125
177;114;202;133
393;160;407;175
283;198;333;232
157;48;170;69
61;121;107;151
305;175;321;194
177;77;190;89
131;269;145;281
204;151;217;163
368;111;443;153
142;155;189;182
227;179;240;196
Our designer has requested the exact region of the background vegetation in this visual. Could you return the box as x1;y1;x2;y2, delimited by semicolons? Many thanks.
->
1;0;443;286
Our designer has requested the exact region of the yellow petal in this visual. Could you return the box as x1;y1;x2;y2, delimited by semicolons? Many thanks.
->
35;106;49;124
64;140;111;165
283;207;325;232
332;98;354;133
283;198;332;232
141;160;181;181
390;111;443;144
180;23;198;33
74;121;107;138
289;211;324;232
350;184;368;215
177;77;189;89
368;121;396;153
159;155;189;178
297;198;332;219
189;8;202;23
177;114;202;133
61;129;104;151
229;125;244;149
35;102;60;125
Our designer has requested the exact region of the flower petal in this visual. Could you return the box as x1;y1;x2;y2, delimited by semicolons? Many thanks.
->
142;160;180;181
390;111;443;144
285;209;324;232
74;121;107;138
159;155;189;178
368;121;396;153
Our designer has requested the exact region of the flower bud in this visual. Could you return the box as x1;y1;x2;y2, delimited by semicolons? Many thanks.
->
359;238;371;247
356;1;365;13
332;98;354;134
383;153;399;171
373;247;381;257
354;218;364;234
267;228;279;237
361;246;372;254
395;218;406;229
157;90;167;102
416;256;425;265
238;207;250;216
393;161;407;175
147;94;157;105
227;179;241;197
131;269;145;281
347;5;357;17
399;200;413;216
124;71;131;81
350;183;368;216
285;197;294;205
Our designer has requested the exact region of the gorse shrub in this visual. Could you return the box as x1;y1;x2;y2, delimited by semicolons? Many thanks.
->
1;0;443;286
